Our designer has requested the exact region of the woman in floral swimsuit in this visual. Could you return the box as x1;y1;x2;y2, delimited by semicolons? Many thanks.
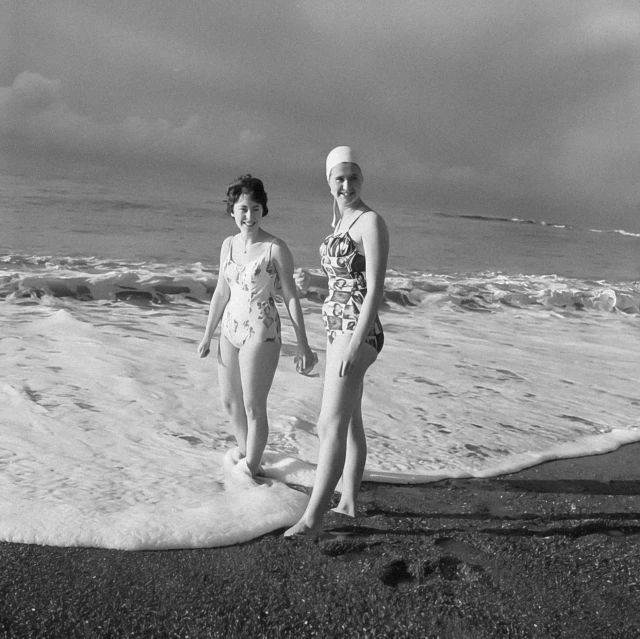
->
198;175;316;478
286;147;389;538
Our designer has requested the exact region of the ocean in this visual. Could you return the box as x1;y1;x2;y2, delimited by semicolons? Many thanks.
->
1;172;639;550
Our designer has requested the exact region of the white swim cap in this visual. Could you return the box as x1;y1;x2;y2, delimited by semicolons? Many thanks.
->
325;146;361;182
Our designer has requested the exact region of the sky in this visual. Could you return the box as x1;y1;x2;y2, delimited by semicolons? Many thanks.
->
1;0;639;229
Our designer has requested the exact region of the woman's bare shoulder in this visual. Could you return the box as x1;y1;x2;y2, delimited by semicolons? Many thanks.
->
268;235;294;263
357;209;388;236
267;234;289;251
356;206;383;223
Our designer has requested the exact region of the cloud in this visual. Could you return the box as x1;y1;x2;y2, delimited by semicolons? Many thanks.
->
0;72;266;172
1;1;639;228
1;72;63;117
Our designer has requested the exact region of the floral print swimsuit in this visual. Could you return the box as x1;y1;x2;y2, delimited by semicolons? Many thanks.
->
320;213;384;354
221;238;281;349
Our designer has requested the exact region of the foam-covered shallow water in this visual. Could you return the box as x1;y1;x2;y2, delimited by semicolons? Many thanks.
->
1;281;638;549
1;173;639;549
0;303;314;550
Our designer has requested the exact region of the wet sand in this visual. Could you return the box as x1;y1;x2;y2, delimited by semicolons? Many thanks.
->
1;443;639;638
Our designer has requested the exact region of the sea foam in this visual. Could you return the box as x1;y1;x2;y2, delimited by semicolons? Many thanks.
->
2;254;639;314
1;292;639;549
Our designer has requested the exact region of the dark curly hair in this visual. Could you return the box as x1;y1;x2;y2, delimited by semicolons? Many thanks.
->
225;174;269;216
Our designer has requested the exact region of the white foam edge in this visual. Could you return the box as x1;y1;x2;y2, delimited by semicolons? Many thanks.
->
362;428;640;484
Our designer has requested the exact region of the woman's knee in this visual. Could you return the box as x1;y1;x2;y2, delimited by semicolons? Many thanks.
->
243;400;267;423
221;396;244;416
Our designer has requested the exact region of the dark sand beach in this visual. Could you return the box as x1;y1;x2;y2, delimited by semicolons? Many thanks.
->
1;443;639;639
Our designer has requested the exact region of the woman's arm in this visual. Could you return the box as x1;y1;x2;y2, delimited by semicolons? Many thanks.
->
272;239;317;373
340;210;389;376
197;237;232;357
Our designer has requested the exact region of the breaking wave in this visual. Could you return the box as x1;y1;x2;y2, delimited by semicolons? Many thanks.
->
2;253;638;315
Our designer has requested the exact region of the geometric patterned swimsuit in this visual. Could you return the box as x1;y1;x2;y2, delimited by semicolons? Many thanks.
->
319;213;384;354
220;238;282;349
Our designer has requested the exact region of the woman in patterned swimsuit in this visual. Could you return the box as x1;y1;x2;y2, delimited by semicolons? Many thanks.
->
285;147;389;538
198;175;317;478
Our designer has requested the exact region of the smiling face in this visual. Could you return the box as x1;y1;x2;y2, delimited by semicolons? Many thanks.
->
328;162;363;208
232;192;264;233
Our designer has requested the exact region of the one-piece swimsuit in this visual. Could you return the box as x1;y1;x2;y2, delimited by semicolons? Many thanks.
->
319;212;384;353
221;237;281;349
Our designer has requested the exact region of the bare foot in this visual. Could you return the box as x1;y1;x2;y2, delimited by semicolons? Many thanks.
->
331;503;357;518
284;520;332;540
247;462;266;478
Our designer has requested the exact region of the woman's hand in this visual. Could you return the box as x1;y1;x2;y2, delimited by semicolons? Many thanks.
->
197;338;212;358
294;268;311;294
294;346;318;376
339;343;361;377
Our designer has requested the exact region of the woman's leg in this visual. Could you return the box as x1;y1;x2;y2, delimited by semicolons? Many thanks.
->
332;382;367;517
217;336;247;455
285;336;376;536
238;340;281;474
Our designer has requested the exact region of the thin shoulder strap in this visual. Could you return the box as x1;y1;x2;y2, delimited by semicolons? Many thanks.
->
343;211;366;233
224;235;234;262
267;238;276;262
